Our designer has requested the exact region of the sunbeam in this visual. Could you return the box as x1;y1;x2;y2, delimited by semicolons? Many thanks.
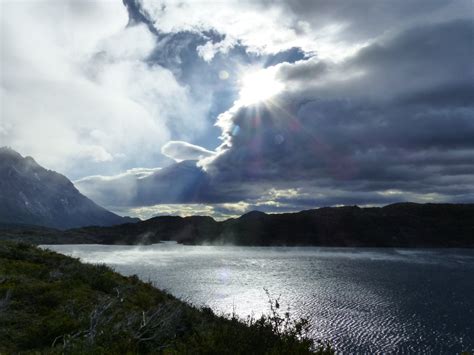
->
237;68;284;106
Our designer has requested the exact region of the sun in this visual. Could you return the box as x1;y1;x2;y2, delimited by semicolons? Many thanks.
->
237;69;284;106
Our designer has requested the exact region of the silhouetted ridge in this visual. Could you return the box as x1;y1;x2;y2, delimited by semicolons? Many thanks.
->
2;202;471;247
0;148;137;229
239;210;267;219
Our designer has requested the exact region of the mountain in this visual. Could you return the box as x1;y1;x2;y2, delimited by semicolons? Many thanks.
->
217;203;474;247
3;202;472;247
85;202;474;247
0;147;137;229
0;149;472;245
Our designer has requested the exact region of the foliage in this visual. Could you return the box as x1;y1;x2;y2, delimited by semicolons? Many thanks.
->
0;241;333;354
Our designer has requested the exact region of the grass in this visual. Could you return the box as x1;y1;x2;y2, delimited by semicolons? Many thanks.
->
0;241;333;354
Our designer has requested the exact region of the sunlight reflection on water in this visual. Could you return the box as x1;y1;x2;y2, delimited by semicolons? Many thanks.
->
43;244;474;353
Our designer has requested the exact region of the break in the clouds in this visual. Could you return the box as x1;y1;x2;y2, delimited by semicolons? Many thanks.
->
2;0;473;218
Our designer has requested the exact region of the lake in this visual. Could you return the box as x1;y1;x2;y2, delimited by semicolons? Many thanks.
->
43;244;474;353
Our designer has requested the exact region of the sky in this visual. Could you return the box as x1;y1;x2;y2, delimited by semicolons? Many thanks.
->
1;0;473;219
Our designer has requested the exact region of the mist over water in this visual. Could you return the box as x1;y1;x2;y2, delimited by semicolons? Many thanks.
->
44;244;474;353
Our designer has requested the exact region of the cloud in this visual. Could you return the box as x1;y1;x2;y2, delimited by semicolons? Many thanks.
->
119;204;228;221
4;0;473;219
196;36;235;62
138;0;305;55
74;167;162;207
161;141;216;162
197;19;474;205
136;0;472;60
0;0;211;179
98;23;155;60
75;160;219;209
74;18;474;218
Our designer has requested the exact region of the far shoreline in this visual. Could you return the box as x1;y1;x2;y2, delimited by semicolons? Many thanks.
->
1;203;473;248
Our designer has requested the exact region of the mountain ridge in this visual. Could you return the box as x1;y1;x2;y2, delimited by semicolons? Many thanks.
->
0;147;137;229
1;202;472;247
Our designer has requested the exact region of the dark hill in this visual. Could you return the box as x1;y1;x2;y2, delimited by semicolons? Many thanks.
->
0;147;136;229
76;203;474;247
218;203;474;247
2;202;472;247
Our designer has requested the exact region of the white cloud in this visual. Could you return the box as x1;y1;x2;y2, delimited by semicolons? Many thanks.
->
218;201;250;214
75;167;161;183
74;167;163;208
98;24;156;61
139;0;322;57
137;0;471;62
123;204;218;220
0;0;210;178
196;36;235;62
161;141;216;162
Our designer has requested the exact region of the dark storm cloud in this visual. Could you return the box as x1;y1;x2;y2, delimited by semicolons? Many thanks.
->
275;0;469;42
202;19;474;201
75;7;474;216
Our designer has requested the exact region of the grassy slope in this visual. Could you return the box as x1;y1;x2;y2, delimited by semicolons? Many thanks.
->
0;241;332;354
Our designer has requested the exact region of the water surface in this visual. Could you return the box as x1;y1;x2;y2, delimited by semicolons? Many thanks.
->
44;244;474;353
